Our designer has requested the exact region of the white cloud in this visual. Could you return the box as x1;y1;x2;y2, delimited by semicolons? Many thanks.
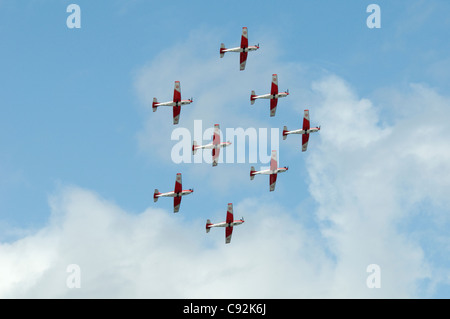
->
306;76;450;297
0;186;335;298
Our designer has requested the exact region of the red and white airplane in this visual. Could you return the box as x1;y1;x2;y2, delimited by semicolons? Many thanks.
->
250;150;288;192
192;124;232;166
283;109;320;152
220;27;259;71
152;81;193;125
154;173;193;213
251;74;289;117
206;203;244;244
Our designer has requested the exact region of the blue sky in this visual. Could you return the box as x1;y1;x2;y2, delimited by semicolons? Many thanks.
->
1;0;449;298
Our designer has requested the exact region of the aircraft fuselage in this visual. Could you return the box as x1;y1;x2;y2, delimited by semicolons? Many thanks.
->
207;220;244;228
223;46;259;53
285;127;320;135
156;190;193;198
253;167;288;175
155;99;192;107
253;92;289;100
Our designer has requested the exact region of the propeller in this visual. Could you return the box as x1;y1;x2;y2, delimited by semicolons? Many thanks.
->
190;97;194;103
241;216;245;221
189;188;194;192
286;89;289;94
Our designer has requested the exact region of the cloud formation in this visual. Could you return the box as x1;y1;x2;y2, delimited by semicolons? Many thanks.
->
307;76;450;297
0;186;331;298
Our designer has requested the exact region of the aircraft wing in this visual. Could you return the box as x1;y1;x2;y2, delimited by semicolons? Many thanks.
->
226;203;233;224
173;81;181;103
270;150;277;171
270;74;278;95
240;27;248;48
225;203;234;244
225;225;233;244
174;173;182;193
302;110;310;152
213;124;220;146
269;150;278;191
174;196;181;213
173;174;182;213
240;52;248;71
269;173;277;192
302;109;310;131
302;134;310;152
240;27;249;70
212;124;220;166
212;148;219;166
173;106;181;125
270;98;278;117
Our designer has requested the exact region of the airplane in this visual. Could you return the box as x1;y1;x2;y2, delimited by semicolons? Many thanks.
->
283;109;320;152
250;74;289;117
192;124;232;166
206;203;244;244
250;150;288;192
152;81;193;125
154;173;193;213
220;27;259;71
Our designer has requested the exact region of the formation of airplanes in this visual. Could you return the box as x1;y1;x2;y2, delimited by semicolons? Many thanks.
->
152;27;321;244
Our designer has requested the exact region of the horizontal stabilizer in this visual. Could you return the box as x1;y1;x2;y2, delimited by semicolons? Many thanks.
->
282;126;288;140
220;43;225;58
192;141;198;155
250;90;256;105
206;219;212;233
152;98;158;112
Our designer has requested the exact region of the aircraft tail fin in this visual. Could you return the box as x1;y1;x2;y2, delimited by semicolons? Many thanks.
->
250;166;256;180
152;98;158;112
206;219;212;233
220;43;225;58
282;126;288;140
153;189;159;202
250;90;256;105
